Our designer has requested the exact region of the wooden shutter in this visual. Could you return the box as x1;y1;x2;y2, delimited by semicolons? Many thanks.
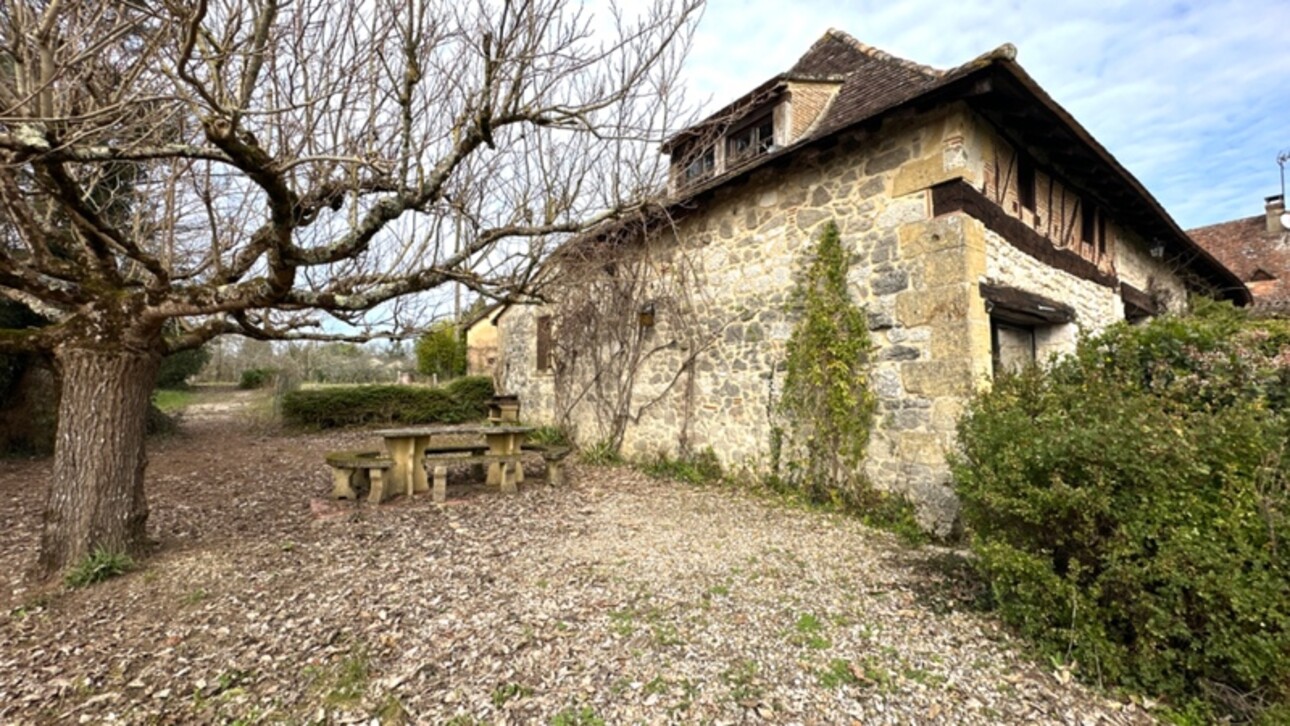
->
536;316;553;372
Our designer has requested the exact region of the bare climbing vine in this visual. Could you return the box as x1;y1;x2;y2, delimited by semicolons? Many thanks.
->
546;213;726;454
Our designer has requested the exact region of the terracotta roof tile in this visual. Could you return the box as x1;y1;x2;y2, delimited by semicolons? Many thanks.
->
643;30;1247;303
1188;216;1289;304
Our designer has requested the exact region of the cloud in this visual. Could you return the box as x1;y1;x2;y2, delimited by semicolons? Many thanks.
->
681;0;1290;227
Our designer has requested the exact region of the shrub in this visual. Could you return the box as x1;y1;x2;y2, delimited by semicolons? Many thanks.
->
579;439;623;466
239;367;276;389
415;322;466;378
280;376;494;428
779;220;878;505
64;548;134;588
156;345;211;389
953;301;1289;721
528;425;571;447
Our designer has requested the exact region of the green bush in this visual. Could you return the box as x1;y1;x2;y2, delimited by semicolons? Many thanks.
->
239;367;276;389
280;376;494;428
156;345;211;389
953;301;1289;722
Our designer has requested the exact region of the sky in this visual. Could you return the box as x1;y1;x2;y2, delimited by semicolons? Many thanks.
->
677;0;1290;229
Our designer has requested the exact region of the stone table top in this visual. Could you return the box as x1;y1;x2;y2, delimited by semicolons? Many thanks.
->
373;424;534;438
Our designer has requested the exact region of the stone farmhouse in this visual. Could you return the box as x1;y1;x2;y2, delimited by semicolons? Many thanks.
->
1189;194;1290;317
489;30;1249;534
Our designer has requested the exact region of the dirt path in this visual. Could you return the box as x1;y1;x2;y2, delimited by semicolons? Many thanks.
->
0;393;1153;724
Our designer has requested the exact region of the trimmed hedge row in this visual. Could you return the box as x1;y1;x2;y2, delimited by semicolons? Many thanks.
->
281;376;494;428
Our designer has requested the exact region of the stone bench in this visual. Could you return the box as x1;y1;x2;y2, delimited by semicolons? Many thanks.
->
521;444;573;486
326;450;394;503
424;452;525;501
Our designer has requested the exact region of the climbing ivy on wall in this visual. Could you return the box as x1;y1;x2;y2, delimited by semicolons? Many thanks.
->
780;220;878;503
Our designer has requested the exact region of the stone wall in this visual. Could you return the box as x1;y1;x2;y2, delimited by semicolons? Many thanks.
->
499;100;1200;537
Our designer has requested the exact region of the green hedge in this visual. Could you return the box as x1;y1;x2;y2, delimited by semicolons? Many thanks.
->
239;367;277;389
952;301;1289;722
280;376;494;428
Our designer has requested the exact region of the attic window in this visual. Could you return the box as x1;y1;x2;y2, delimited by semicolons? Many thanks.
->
1017;156;1036;211
683;146;715;183
727;113;775;164
1081;203;1097;247
1250;268;1276;282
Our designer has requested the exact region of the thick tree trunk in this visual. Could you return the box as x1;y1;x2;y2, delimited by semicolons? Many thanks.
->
36;347;160;579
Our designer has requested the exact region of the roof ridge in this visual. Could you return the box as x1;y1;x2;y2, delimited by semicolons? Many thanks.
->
1187;214;1264;232
939;43;1018;77
822;28;943;79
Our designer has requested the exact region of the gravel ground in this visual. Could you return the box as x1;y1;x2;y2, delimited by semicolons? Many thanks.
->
0;396;1155;724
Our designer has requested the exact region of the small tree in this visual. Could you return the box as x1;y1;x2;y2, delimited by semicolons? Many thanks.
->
415;322;466;379
779;220;878;502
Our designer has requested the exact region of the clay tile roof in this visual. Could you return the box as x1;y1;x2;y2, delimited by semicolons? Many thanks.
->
637;29;1247;303
1188;216;1290;304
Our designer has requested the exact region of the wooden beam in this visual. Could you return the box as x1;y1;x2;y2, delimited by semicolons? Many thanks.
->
930;180;1119;289
979;283;1076;324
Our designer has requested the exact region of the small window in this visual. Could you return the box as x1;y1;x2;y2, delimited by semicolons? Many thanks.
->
1017;156;1036;211
991;319;1036;376
683;146;715;184
536;315;554;372
726;113;775;164
1080;202;1096;246
1097;215;1108;256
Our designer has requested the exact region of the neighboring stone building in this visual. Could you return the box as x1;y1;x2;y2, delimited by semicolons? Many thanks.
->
462;304;503;376
494;30;1249;534
1189;195;1290;317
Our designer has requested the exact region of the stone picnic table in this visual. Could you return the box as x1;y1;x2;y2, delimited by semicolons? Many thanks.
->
372;424;534;497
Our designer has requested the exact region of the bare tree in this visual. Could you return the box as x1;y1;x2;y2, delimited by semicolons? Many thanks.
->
0;0;700;577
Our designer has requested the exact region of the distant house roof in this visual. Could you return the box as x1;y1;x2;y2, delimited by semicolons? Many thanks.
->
647;29;1249;304
1189;213;1289;312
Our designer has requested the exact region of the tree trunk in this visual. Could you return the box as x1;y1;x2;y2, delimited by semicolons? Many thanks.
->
36;346;159;579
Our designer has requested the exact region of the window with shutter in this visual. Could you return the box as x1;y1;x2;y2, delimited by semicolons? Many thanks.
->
536;315;553;372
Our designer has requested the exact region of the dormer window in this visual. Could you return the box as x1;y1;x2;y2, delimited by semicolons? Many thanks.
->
727;113;775;164
683;146;715;183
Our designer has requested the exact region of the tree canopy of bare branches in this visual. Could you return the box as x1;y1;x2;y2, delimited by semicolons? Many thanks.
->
0;0;701;577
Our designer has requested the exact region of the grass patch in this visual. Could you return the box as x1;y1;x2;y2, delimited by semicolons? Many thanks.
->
641;448;722;484
721;659;761;703
64;548;134;588
491;682;532;707
818;658;860;688
550;706;605;726
608;608;636;637
321;650;369;706
152;388;195;414
792;612;831;650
